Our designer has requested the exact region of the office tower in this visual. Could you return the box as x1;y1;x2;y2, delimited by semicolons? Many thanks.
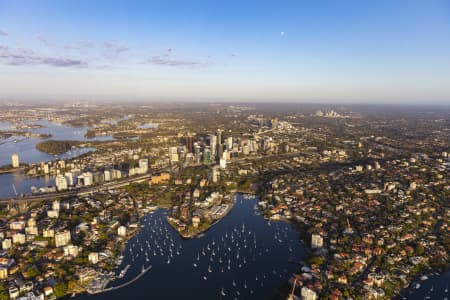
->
185;134;194;153
212;167;218;183
209;134;217;156
220;158;227;169
226;137;233;150
203;147;211;164
194;143;201;163
169;146;179;162
218;144;224;162
216;129;223;145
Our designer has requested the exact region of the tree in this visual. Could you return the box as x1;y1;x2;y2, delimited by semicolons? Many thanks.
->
414;244;425;256
54;282;68;297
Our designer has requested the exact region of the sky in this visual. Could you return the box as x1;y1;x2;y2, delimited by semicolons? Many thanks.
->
0;0;450;104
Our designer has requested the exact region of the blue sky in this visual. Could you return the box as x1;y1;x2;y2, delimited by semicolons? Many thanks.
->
0;0;450;103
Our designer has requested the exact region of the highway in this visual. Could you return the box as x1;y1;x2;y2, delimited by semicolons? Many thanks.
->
0;172;159;205
0;151;309;205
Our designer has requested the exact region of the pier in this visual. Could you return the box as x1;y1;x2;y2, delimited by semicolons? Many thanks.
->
88;265;152;294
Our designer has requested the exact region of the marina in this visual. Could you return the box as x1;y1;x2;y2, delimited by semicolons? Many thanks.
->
75;194;305;299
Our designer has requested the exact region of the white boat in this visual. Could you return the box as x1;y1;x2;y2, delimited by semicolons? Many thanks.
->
221;288;226;296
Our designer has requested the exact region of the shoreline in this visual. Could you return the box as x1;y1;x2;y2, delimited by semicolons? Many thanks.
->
168;194;237;239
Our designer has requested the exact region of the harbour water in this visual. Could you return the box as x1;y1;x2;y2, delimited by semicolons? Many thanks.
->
399;271;450;300
75;194;305;300
0;120;112;167
0;171;55;198
0;120;112;197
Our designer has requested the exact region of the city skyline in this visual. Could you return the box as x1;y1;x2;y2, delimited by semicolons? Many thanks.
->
1;0;450;104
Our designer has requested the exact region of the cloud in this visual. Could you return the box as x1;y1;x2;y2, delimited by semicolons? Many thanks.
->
0;45;87;67
142;56;207;67
36;34;54;46
64;40;95;50
0;29;8;36
78;40;94;48
103;41;129;53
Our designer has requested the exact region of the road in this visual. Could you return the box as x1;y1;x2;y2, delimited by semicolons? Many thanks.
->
0;171;161;204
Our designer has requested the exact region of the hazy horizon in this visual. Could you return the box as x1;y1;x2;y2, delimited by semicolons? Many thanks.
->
1;0;450;104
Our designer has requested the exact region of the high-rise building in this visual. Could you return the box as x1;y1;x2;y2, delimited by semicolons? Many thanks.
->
185;134;194;153
83;172;93;186
220;158;227;169
104;170;111;182
43;163;50;175
194;143;201;163
203;147;211;164
65;172;75;186
226;137;233;150
218;144;224;162
209;134;217;156
169;146;179;162
11;153;19;168
139;158;149;174
55;175;68;191
212;167;219;183
216;129;223;145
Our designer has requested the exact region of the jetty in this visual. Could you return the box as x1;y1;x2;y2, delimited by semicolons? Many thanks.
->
88;265;152;294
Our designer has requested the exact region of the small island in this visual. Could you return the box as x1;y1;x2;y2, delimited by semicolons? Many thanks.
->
36;140;81;155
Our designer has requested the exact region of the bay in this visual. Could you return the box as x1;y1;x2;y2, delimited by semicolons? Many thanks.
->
75;194;305;300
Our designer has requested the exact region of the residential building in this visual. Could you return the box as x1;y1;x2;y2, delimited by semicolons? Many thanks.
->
55;230;71;247
11;153;19;168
